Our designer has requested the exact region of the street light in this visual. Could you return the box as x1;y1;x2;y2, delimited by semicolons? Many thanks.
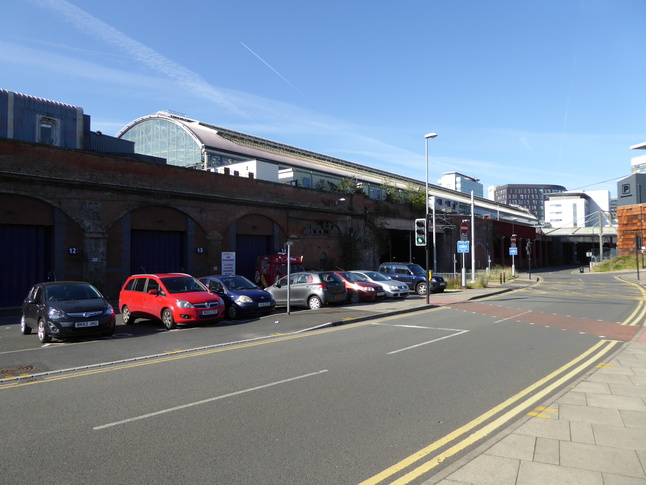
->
425;132;437;305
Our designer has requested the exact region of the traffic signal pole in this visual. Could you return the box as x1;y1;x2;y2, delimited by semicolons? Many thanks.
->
414;218;430;304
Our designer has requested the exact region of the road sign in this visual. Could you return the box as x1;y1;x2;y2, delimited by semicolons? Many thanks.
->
509;247;518;256
460;221;469;241
457;241;469;253
511;234;517;247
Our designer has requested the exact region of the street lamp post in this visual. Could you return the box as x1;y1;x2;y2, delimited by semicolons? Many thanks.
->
425;132;437;305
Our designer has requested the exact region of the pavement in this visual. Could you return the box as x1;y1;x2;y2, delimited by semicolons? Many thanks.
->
416;271;646;485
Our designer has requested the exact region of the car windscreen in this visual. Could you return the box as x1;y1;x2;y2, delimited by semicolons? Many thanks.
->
160;276;206;294
362;271;389;281
407;264;426;275
221;276;257;290
45;284;103;301
340;272;362;282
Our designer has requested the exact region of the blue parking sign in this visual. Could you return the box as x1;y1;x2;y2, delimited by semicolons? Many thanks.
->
457;241;469;253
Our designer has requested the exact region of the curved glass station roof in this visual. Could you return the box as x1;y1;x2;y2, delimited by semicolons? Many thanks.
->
118;116;202;167
117;111;539;224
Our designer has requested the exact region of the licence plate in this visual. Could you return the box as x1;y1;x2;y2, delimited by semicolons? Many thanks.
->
377;292;385;296
334;294;345;300
202;309;219;316
75;321;99;328
258;302;271;307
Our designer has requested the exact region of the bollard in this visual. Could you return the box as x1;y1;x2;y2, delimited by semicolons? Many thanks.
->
500;272;503;284
503;273;506;283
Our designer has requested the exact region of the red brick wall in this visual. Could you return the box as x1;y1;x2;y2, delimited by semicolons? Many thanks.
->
617;204;646;256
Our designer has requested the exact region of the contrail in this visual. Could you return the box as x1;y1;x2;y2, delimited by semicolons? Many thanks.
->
34;0;247;117
241;42;308;100
557;0;584;162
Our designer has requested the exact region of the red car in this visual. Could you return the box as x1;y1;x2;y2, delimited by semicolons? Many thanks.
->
334;271;386;303
118;273;224;330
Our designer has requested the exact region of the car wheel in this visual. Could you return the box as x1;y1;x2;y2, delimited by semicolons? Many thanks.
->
161;308;177;330
349;291;360;304
20;315;32;335
308;295;322;310
121;305;134;325
416;282;427;295
37;319;52;343
227;304;239;320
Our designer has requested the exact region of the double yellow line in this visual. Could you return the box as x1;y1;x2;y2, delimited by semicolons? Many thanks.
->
360;338;621;484
618;276;646;327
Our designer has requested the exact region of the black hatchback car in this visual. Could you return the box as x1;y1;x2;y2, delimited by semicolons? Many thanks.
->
20;281;116;343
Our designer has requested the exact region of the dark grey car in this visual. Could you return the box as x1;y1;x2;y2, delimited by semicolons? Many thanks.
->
266;271;347;310
20;281;116;343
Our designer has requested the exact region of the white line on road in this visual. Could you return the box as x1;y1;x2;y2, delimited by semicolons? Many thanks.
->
387;329;469;355
93;370;328;430
494;310;532;323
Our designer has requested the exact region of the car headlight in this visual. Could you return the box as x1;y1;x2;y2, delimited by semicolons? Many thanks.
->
176;300;194;309
236;295;253;304
48;307;66;319
364;287;375;292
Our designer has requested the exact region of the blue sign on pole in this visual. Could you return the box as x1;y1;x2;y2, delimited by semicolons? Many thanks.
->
457;241;469;253
509;247;518;256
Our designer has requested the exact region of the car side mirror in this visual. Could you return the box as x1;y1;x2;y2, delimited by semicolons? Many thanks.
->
274;282;281;288
148;289;159;296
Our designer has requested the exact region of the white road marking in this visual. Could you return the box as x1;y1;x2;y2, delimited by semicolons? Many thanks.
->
94;370;328;430
494;310;532;323
387;329;469;355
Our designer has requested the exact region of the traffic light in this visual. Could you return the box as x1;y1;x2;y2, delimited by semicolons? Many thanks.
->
414;218;427;246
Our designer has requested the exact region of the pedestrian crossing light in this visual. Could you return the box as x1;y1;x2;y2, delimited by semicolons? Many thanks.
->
414;218;427;246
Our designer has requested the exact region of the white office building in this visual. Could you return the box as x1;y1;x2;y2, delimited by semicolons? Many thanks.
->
438;172;483;197
544;190;612;228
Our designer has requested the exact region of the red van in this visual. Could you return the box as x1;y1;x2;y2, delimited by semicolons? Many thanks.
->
118;273;224;330
254;253;305;288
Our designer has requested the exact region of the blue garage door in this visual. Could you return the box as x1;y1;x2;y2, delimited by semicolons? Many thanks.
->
131;230;184;275
0;224;52;307
236;235;271;280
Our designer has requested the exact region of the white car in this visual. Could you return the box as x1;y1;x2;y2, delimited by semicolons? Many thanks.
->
350;271;409;298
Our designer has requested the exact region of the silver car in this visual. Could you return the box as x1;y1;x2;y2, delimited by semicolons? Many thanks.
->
350;271;409;298
266;271;347;310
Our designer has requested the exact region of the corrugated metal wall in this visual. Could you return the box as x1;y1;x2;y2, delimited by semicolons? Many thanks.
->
0;89;83;148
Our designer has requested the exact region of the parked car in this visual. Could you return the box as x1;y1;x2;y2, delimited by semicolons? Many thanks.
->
333;271;386;303
377;262;446;294
349;271;410;298
118;273;224;330
198;275;275;319
20;281;116;343
266;271;347;310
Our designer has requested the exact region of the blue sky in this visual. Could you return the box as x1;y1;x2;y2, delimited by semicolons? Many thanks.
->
1;0;644;197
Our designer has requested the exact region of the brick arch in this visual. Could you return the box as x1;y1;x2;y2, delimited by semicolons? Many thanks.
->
0;194;85;305
105;204;210;296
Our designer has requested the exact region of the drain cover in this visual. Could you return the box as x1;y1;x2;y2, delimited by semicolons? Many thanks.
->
0;364;40;377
